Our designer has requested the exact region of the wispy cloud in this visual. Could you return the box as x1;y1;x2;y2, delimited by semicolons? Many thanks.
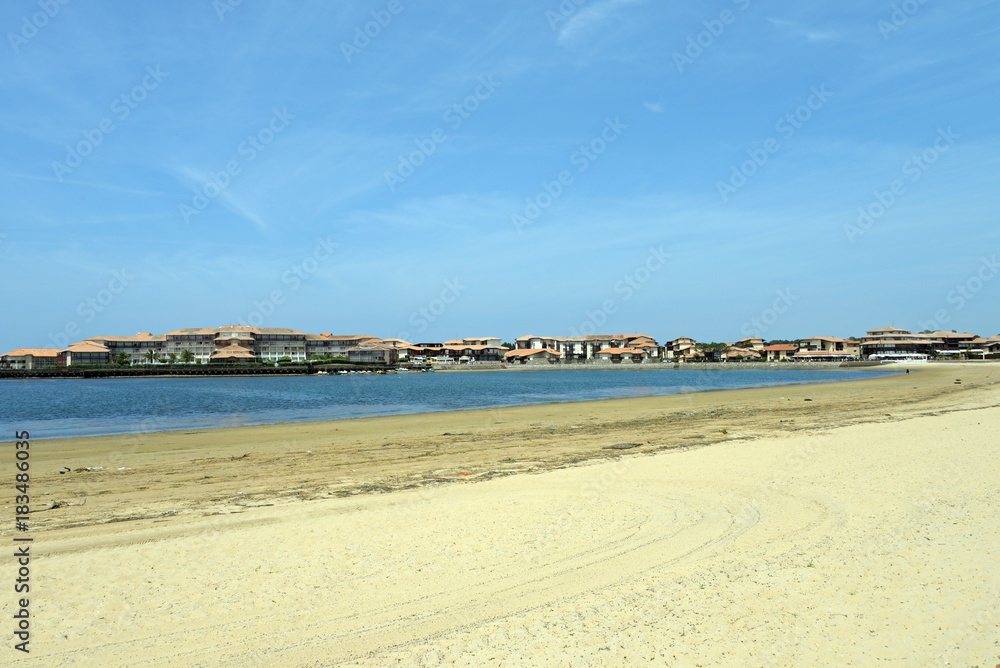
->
173;166;268;232
0;172;175;198
644;101;664;113
558;0;646;45
768;18;839;43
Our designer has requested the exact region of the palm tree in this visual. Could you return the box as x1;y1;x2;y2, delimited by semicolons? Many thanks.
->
144;350;160;365
167;352;178;365
114;352;129;366
180;350;195;364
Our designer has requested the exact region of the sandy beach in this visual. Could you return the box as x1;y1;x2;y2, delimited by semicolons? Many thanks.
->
5;363;999;666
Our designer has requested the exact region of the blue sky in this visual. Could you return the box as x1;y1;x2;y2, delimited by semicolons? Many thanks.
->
2;0;998;352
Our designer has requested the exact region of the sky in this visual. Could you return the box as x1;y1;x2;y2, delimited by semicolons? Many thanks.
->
1;0;998;353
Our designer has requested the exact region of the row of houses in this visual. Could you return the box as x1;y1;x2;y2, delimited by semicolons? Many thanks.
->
502;327;1000;364
3;326;999;369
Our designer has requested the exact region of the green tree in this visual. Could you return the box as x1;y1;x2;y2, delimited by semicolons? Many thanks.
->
167;352;178;364
114;352;130;366
143;350;160;365
180;349;195;364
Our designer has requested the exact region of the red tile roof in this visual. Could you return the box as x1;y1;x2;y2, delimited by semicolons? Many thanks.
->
504;348;560;359
2;348;62;357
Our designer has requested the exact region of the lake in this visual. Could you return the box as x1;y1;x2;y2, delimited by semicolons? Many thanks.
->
0;367;894;440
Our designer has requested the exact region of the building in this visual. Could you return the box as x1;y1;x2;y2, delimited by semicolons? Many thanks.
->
4;326;390;367
968;336;1000;358
60;341;111;366
926;331;979;357
795;336;861;361
0;348;62;369
664;337;697;362
395;341;502;364
504;348;561;365
763;344;798;361
347;343;399;364
860;327;940;359
163;326;311;363
83;332;168;364
441;345;503;363
304;333;381;359
592;347;649;363
725;347;762;362
462;337;502;347
734;337;765;351
513;334;660;362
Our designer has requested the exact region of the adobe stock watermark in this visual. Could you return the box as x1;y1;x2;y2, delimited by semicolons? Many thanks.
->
917;255;998;332
213;0;243;21
717;84;833;202
48;268;135;348
511;116;627;233
877;0;930;40
383;74;501;192
569;246;670;337
7;0;71;53
408;278;466;333
672;0;752;73
544;0;587;31
843;127;958;244
739;288;799;338
239;235;339;328
340;0;405;62
51;66;168;182
179;107;294;224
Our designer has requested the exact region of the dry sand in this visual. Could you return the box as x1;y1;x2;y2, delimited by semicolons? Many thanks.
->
4;363;999;666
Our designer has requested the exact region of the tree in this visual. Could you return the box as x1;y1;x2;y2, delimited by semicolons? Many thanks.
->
180;350;195;364
114;352;129;366
167;352;178;364
501;342;514;349
144;350;160;365
695;342;730;361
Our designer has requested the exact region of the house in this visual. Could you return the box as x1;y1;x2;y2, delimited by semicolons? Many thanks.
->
347;343;399;364
592;347;648;363
763;344;797;361
796;336;861;361
725;347;762;362
627;340;662;361
734;337;765;351
968;336;1000;358
0;348;62;369
504;348;561;365
440;345;503;363
513;334;660;362
462;337;502;347
664;337;697;362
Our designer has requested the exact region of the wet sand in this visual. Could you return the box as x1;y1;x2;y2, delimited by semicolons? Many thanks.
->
6;363;999;666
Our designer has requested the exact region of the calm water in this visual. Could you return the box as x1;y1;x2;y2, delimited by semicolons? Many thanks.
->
0;368;894;440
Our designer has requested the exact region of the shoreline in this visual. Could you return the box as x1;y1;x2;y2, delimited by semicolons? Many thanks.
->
8;366;901;441
11;362;996;537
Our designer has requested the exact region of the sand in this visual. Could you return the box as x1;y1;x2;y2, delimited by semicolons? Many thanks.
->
5;363;999;666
